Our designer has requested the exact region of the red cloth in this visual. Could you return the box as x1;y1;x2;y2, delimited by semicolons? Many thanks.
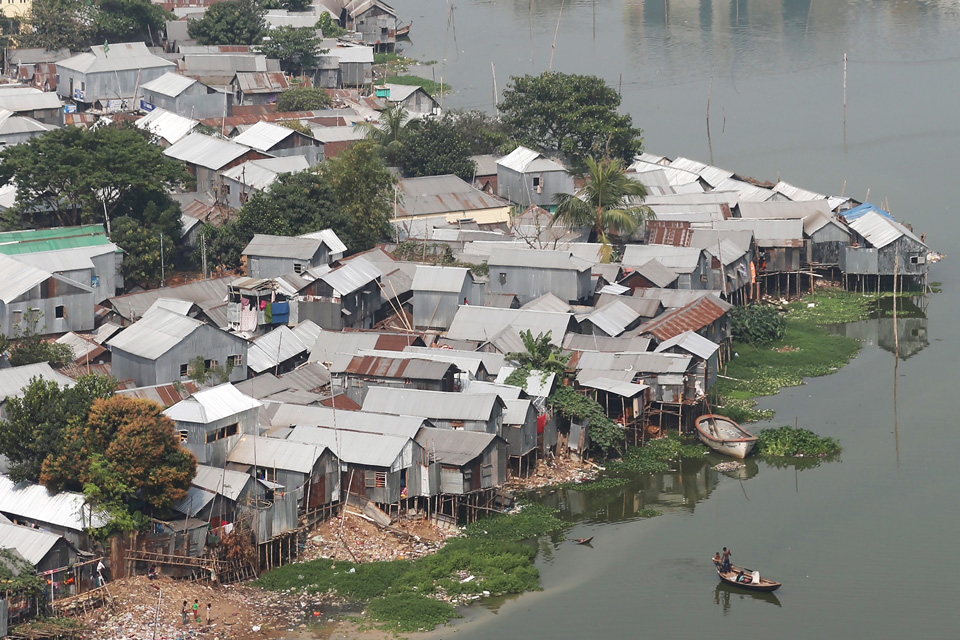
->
537;414;547;434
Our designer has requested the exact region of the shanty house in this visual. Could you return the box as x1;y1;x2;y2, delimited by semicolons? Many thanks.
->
639;295;731;346
502;398;538;459
363;387;505;435
171;465;262;524
446;305;573;354
164;132;269;195
308;257;382;330
653;330;720;394
340;0;399;51
487;248;592;305
221;156;311;209
314;43;374;87
0;521;78;575
394;175;511;228
0;88;63;126
231;71;289;105
247;326;309;376
411;265;473;329
0;476;108;549
619;259;680;291
0;107;55;147
287;426;426;504
415;427;507;495
135;108;198;146
163;384;262;467
0;363;74;421
233;121;323;167
0;254;94;335
839;205;928;279
108;308;249;386
805;212;852;266
330;355;459;404
714;219;803;273
580;300;643;337
379;83;438;115
243;234;332;279
56;42;175;108
139;72;224;120
496;146;573;208
226;435;339;510
622;246;711;290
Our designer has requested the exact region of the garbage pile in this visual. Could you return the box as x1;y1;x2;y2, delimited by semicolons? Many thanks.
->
302;511;458;564
508;455;598;491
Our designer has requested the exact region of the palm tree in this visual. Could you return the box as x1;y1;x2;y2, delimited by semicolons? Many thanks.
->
551;156;654;262
353;103;410;166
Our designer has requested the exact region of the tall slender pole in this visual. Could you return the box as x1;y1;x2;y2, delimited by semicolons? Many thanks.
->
549;0;565;72
160;233;165;287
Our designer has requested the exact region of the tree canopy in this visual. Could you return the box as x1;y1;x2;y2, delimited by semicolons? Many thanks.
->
498;72;644;167
0;374;116;484
95;0;172;44
0;125;191;232
276;86;332;112
257;26;324;74
316;11;347;37
399;116;476;182
319;141;395;252
188;0;266;45
22;0;171;49
505;330;570;375
353;104;410;166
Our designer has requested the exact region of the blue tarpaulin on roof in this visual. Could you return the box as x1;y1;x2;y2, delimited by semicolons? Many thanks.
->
839;203;894;222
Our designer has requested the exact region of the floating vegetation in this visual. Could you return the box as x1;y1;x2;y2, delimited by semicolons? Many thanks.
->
607;434;707;474
636;508;662;518
367;592;460;633
556;476;629;492
462;503;565;541
756;426;841;457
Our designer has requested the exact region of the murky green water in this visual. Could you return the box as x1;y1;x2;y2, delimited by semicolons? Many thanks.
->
390;2;960;637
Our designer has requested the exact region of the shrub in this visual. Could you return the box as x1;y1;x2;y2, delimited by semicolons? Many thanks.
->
756;426;841;457
730;303;785;345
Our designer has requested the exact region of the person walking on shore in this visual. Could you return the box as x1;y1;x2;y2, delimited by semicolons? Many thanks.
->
193;599;200;623
181;600;188;625
721;547;731;573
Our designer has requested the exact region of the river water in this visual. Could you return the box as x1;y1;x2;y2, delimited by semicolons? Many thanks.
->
388;2;960;638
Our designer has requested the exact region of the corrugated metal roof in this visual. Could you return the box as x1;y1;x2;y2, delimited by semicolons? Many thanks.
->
771;181;826;202
319;256;380;296
502;398;533;425
299;229;347;255
412;265;470;293
494;367;556;398
54;332;105;362
713;177;773;202
243;234;322;260
628;259;679;288
0;475;108;530
0;363;74;401
563;333;651;353
282;361;331;393
687;229;754;254
227;435;327;474
578;377;649;398
164;383;262;424
705;238;747;264
107;308;206;359
171;486;216;516
116;381;198;408
363;387;503;421
248;326;308;374
838;202;894;222
164;132;252;170
632;288;722;309
0;90;61;112
233;120;297;151
290;320;323;350
847;210;925;249
0;253;51;302
599;283;630;296
415;427;498;466
653;330;720;360
401;346;505;377
639;296;731;342
222;156;310;190
621;245;703;273
497;145;564;173
489;247;592;272
713;219;804;247
464;380;523;400
145;297;196;316
595;294;661;318
192;465;253;501
0;520;66;565
140;72;198;98
288;426;409;469
482;292;519;308
109;276;231;322
332;354;456;380
269;404;429;438
583;300;640;337
668;157;733;188
395;174;508;217
447;306;571;347
57;42;175;74
308;330;382;364
738;200;832;220
574;351;692;374
233;71;289;93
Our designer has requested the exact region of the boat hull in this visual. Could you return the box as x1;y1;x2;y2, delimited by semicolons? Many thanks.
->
695;414;757;459
716;564;781;593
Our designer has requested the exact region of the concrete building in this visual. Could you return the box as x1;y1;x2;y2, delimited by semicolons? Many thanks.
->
108;308;248;386
138;72;224;120
164;384;262;467
57;42;175;109
496;146;573;208
487;248;592;305
411;265;473;330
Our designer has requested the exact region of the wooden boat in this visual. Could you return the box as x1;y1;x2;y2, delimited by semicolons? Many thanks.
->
573;537;593;545
715;563;781;592
397;21;412;38
695;414;757;459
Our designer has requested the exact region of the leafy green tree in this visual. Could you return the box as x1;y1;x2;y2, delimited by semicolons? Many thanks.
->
257;26;324;74
261;0;312;10
0;549;45;597
353;104;410;166
188;0;266;45
447;109;514;155
0;125;191;231
96;0;172;44
21;0;96;50
505;330;570;375
551;156;653;261
316;11;347;37
0;374;116;483
320;141;395;251
276;86;332;112
399;116;476;181
499;72;644;166
41;396;197;515
5;309;73;368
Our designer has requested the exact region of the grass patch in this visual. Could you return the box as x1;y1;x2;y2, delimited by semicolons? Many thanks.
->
607;433;707;474
756;426;841;457
636;508;662;518
255;504;565;631
367;592;459;633
785;287;875;324
378;74;449;94
713;397;774;424
556;476;629;492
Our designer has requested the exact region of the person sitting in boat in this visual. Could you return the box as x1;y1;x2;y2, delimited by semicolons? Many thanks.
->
712;552;722;569
736;570;746;583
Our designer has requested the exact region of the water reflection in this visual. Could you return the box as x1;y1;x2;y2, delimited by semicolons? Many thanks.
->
824;297;929;359
714;581;782;615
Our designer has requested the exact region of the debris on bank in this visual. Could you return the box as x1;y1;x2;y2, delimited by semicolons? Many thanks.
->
507;455;598;491
302;510;459;563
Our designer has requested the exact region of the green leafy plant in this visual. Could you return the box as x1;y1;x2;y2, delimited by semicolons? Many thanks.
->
756;426;841;457
556;476;628;492
505;330;570;376
607;433;707;474
367;593;459;632
548;384;624;457
730;303;785;345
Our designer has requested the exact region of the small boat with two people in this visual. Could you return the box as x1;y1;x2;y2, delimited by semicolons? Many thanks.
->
695;414;757;459
715;562;782;593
